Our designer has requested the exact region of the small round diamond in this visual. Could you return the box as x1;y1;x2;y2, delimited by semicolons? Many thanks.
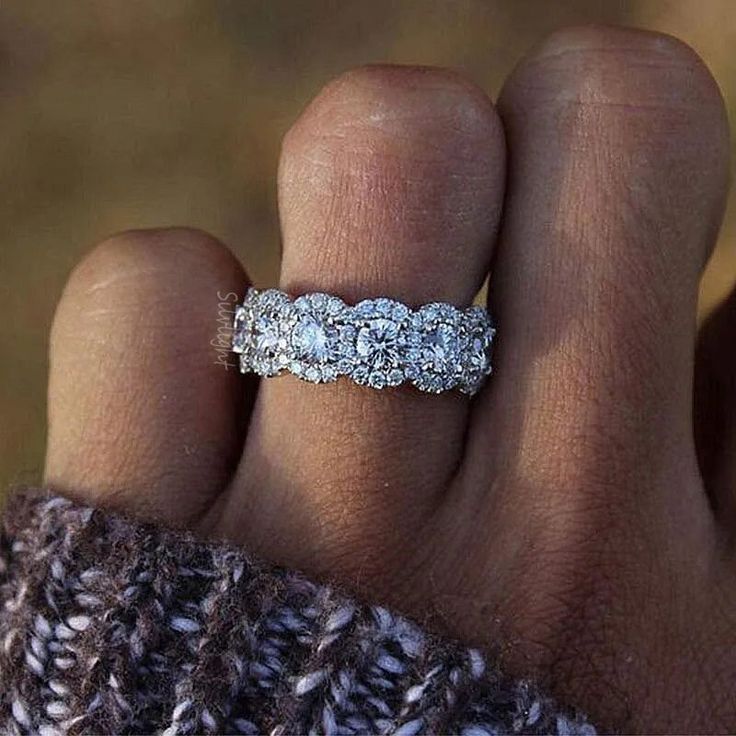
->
238;352;252;374
348;299;409;388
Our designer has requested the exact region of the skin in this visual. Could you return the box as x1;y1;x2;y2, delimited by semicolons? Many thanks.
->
42;24;736;733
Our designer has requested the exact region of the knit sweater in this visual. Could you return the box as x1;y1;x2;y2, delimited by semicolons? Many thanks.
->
0;490;595;735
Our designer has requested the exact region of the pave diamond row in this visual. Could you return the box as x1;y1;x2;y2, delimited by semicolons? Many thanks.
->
232;288;495;395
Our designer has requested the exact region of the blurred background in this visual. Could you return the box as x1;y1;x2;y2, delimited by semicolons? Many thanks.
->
0;0;734;491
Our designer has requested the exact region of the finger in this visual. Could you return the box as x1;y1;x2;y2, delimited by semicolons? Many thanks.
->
45;227;251;526
695;288;736;524
474;25;728;494
219;66;505;572
471;25;728;556
444;25;731;727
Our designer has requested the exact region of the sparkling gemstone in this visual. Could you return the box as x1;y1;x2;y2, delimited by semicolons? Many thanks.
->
367;370;387;389
423;324;459;369
231;306;249;353
255;315;279;351
356;318;401;366
387;368;404;386
349;300;408;387
459;306;495;394
293;317;329;360
239;352;252;373
287;293;346;383
408;303;463;393
248;290;293;378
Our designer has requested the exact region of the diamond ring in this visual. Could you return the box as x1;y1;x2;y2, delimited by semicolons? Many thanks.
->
231;288;495;395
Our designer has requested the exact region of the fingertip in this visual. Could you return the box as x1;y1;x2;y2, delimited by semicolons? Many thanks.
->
502;23;729;141
286;64;502;141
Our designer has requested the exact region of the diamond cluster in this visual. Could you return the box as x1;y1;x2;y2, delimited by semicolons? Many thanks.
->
232;288;495;395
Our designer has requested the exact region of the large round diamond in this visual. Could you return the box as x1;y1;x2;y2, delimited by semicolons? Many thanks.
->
255;314;280;351
356;318;401;364
294;317;328;359
348;299;409;388
288;293;345;383
408;303;462;393
423;324;457;366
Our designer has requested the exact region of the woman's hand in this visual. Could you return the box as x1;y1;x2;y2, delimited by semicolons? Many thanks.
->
42;25;734;732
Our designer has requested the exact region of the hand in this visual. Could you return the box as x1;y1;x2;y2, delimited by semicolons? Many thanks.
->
43;25;734;733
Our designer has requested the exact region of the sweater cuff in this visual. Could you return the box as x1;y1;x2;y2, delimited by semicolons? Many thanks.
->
0;489;594;735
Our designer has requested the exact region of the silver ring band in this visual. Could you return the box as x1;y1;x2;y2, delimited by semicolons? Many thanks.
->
231;288;495;395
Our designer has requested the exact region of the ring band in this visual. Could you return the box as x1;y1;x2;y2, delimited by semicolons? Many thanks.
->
231;288;495;395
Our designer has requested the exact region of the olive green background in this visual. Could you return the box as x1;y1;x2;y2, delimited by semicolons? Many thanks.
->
1;1;734;491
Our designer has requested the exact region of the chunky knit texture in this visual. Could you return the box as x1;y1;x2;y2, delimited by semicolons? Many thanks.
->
0;490;595;735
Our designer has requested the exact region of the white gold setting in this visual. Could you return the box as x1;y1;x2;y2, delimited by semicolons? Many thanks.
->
233;287;495;395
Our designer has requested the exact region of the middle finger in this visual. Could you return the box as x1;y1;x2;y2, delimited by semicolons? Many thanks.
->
221;65;505;576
